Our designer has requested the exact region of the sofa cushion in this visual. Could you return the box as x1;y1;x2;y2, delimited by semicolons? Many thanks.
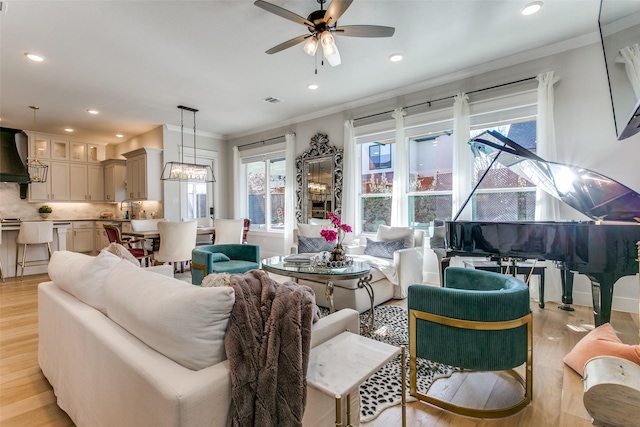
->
103;242;141;267
298;235;334;253
104;260;235;371
48;250;122;314
364;238;405;259
377;225;415;248
297;223;330;238
563;322;640;375
210;253;231;263
210;260;260;274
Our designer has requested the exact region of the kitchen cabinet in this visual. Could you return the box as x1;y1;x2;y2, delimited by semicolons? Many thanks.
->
51;139;69;160
123;148;162;201
103;159;126;202
29;136;50;159
29;161;70;201
70;142;87;162
70;164;104;201
67;221;94;253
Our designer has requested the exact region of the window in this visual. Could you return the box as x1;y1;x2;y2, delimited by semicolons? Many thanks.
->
358;139;395;233
244;154;286;231
369;143;392;169
408;132;454;225
469;120;537;221
186;182;208;219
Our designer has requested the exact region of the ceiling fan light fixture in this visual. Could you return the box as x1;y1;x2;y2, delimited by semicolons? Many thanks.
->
326;49;341;66
320;31;337;57
303;36;318;56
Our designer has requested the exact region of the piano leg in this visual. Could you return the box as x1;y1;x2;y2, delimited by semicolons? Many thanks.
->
558;269;575;312
587;273;615;327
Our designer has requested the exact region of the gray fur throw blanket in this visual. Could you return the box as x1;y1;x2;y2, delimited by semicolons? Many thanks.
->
217;270;319;427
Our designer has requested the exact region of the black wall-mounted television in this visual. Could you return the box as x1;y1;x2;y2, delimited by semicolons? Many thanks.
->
599;0;640;140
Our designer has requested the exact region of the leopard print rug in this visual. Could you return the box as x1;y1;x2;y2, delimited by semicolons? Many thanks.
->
319;305;460;423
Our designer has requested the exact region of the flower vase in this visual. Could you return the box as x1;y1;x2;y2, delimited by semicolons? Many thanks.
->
39;213;50;220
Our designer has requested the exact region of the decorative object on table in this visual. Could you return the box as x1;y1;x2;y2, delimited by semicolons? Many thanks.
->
161;105;215;182
320;212;352;263
38;204;52;219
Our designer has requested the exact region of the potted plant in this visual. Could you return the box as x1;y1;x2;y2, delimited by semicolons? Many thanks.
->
39;205;52;219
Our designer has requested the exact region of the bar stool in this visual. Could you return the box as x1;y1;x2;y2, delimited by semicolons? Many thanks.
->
15;221;54;280
0;222;4;282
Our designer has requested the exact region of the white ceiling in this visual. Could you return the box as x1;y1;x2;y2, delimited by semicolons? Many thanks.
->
0;0;621;145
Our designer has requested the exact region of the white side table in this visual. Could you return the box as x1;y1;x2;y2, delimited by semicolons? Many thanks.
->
307;331;406;427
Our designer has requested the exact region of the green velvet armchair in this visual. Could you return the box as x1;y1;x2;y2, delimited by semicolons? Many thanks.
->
191;244;260;285
408;266;532;418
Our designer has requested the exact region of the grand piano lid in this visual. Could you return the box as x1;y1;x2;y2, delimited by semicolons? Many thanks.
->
468;130;640;222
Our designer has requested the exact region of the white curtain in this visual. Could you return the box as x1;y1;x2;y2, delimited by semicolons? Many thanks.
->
452;93;471;220
390;108;408;226
536;71;561;221
342;120;359;237
619;44;640;98
232;145;240;218
283;133;296;253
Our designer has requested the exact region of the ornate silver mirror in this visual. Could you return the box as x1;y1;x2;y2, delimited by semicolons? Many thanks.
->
295;132;344;223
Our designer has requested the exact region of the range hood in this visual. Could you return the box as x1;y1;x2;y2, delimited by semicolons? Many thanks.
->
0;127;30;183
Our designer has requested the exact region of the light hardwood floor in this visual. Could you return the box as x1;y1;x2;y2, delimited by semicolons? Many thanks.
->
1;273;638;427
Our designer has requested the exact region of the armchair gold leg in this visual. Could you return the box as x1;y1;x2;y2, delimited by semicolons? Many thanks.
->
409;309;533;418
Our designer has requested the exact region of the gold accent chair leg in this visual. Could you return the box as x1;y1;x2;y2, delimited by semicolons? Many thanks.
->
20;243;27;280
335;395;342;427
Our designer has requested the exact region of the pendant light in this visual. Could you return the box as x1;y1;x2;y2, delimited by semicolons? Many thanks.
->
27;106;48;183
161;105;215;182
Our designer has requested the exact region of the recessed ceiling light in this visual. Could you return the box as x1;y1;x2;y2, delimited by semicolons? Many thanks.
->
389;53;403;62
24;52;45;62
307;83;318;90
87;109;99;114
521;1;542;16
116;134;124;138
64;128;74;133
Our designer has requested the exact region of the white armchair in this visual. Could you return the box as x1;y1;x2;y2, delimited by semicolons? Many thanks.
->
295;225;425;313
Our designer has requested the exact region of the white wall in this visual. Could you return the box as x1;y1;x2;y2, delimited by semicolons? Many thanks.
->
227;41;640;314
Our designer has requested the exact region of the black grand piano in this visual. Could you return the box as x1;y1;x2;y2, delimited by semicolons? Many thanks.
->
436;130;640;326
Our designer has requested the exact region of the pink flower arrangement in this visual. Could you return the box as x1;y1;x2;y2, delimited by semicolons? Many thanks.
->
320;212;352;245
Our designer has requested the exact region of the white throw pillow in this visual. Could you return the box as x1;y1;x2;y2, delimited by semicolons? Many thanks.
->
48;250;122;314
297;223;330;238
376;225;415;248
104;260;235;371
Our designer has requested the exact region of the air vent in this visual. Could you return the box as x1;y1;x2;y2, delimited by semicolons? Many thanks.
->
263;96;282;104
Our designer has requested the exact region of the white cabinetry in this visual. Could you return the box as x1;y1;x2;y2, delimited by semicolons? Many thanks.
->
94;221;112;251
70;164;104;201
29;161;70;201
122;148;162;201
103;159;126;203
67;221;94;253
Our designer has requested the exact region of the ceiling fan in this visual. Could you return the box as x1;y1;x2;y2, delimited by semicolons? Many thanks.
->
254;0;395;66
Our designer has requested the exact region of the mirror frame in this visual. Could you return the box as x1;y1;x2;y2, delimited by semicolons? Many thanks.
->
295;132;344;223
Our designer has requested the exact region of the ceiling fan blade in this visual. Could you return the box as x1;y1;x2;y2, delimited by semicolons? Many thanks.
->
325;0;353;26
334;25;395;37
254;0;313;27
265;34;311;54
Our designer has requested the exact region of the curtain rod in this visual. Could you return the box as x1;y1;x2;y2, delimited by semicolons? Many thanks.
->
237;134;288;150
353;76;537;123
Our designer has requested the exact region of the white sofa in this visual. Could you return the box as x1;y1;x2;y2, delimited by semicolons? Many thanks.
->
39;250;360;427
292;225;424;313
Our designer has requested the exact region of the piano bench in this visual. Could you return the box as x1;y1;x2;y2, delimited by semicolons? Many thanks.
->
462;259;546;308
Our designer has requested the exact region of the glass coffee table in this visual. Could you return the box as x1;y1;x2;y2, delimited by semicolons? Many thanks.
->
262;256;375;333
